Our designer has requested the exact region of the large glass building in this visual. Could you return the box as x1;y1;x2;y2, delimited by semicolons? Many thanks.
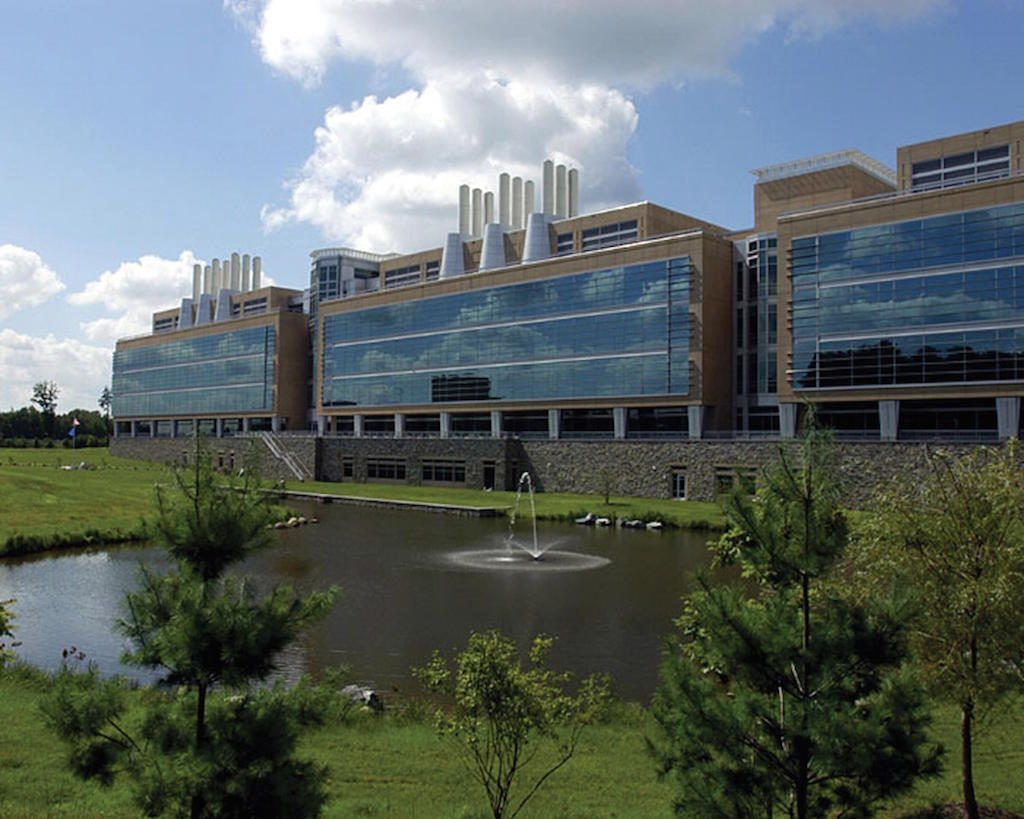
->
112;121;1024;456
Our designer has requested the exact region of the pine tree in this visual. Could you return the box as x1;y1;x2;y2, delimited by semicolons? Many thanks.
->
650;431;941;818
44;447;339;818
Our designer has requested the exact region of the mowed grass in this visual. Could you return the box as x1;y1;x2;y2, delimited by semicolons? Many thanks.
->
0;448;169;548
284;478;727;530
1;665;1021;818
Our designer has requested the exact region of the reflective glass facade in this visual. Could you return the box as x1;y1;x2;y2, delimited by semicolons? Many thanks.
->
792;203;1024;389
322;258;691;407
112;326;276;415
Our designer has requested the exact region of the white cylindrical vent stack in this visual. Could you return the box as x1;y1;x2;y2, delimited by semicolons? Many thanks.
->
212;259;222;292
483;191;494;225
203;265;211;295
242;254;251;292
471;188;483;237
458;184;471;235
252;256;262;289
555;164;567;218
230;252;241;291
524;180;535;216
522;212;552;263
498;173;510;227
542;160;554;216
192;264;202;302
568;168;580;217
479;222;507;271
440;232;465;278
512;177;523;229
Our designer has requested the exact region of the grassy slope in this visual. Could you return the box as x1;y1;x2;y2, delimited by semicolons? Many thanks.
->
0;667;1021;818
284;478;727;530
0;450;168;550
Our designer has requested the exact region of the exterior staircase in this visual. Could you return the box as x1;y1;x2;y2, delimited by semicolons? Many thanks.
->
259;432;313;482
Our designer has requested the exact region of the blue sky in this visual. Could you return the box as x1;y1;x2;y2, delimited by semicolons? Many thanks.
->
1;0;1021;410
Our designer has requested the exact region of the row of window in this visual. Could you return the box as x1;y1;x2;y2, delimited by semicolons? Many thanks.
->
911;145;1010;191
324;259;688;347
793;264;1024;338
322;259;691;407
580;220;639;252
324;354;682;407
792;203;1024;283
115;326;275;372
793;328;1024;389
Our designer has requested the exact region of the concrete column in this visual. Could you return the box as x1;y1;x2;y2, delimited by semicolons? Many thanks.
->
613;407;626;439
490;410;502;439
440;412;451;439
317;415;327;436
879;400;900;442
170;421;177;439
353;415;364;438
687;406;705;440
394;413;405;439
271;416;281;433
214;418;222;438
996;396;1021;440
242;417;250;433
779;403;799;439
130;421;137;438
548;409;560;440
150;421;156;438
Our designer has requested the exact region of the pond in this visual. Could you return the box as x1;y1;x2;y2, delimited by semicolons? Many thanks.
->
0;501;720;702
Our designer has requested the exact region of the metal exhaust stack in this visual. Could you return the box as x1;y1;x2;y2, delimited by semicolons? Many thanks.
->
242;254;251;292
498;173;510;227
192;263;202;302
440;233;465;278
458;184;471;236
471;188;483;237
252;256;262;290
555;164;567;218
542;160;554;216
511;176;523;229
568;168;579;217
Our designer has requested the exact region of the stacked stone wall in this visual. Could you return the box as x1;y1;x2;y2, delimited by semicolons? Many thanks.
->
111;435;319;484
114;435;987;505
514;439;981;504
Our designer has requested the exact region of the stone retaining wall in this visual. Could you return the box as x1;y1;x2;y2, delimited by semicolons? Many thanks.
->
114;435;986;504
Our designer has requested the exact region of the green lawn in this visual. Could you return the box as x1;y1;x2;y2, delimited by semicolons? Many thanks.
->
284;478;727;530
0;666;1020;818
0;449;169;553
0;448;724;556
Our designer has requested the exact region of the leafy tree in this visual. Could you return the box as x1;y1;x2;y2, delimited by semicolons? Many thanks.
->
416;630;611;819
31;380;59;436
43;447;339;818
98;386;112;418
650;431;941;818
849;443;1024;819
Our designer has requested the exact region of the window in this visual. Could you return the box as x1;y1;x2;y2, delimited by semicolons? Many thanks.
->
153;316;176;333
671;469;687;500
911;145;1010;191
556;232;574;255
366;457;406;480
384;265;421;289
425;260;441;281
243;297;267;315
341;457;353;478
580;220;638;251
422;458;466;482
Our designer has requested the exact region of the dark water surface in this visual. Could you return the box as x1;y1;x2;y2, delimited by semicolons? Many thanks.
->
0;502;718;702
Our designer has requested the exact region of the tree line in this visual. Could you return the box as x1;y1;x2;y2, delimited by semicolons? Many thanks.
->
0;381;110;446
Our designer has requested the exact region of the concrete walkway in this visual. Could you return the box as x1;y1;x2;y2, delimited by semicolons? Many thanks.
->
275;488;505;517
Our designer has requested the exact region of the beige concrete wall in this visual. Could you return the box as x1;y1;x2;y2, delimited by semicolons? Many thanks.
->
755;165;895;233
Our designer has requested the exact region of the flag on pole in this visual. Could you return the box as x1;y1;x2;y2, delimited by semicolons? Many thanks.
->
67;418;80;438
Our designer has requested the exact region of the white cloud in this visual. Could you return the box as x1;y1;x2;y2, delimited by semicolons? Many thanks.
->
249;0;946;89
0;244;65;319
263;76;641;251
68;251;202;345
0;329;111;412
242;0;945;250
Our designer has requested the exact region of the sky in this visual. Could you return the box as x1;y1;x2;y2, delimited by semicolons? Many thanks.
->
1;0;1022;411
